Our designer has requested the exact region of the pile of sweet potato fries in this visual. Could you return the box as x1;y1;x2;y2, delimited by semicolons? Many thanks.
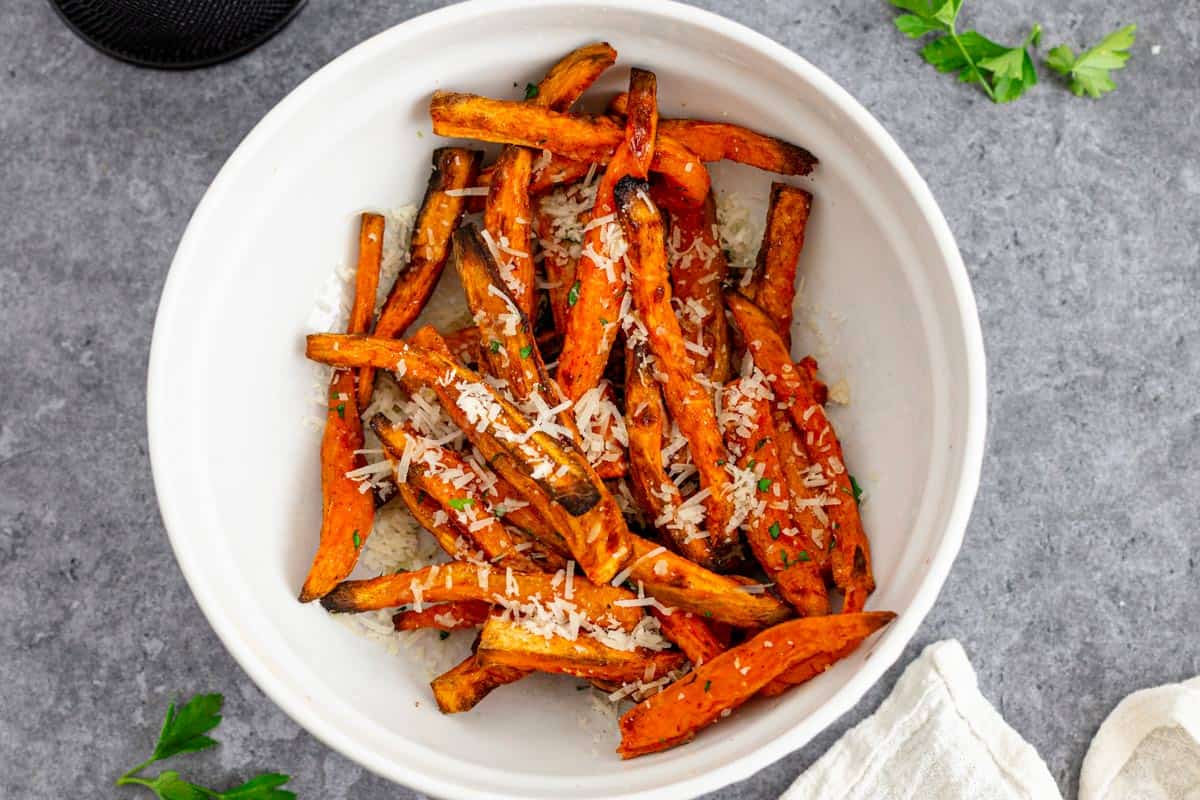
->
299;42;893;757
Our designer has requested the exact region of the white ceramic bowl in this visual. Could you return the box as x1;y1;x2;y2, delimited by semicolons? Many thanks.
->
147;1;986;797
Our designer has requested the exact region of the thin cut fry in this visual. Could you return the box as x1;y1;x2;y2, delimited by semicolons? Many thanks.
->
744;183;813;347
321;562;644;628
652;183;730;382
725;293;875;604
394;601;492;631
352;213;385;408
394;482;470;558
771;410;832;573
720;379;828;616
484;43;618;316
623;68;658;177
608;93;818;175
616;177;740;568
627;535;792;628
432;653;529;714
617;612;895;757
555;146;635;402
624;341;718;567
477;617;686;683
361;148;481;402
372;418;543;572
298;214;383;602
429;92;708;204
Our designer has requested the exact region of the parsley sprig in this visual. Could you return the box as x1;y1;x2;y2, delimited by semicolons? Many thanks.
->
1047;24;1137;98
889;0;1041;102
887;1;1135;103
116;694;294;800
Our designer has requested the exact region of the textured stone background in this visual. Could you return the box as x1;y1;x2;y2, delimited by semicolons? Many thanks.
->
2;0;1197;797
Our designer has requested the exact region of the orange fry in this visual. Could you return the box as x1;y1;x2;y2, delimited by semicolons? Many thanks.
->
477;617;686;684
616;178;740;568
432;653;529;714
362;147;481;402
321;563;643;628
725;293;875;604
651;609;726;667
298;215;383;602
617;612;895;757
608;93;818;175
624;68;659;178
745;183;813;347
651;184;730;382
719;379;828;617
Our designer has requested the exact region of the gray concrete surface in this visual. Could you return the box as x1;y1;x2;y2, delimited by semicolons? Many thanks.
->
2;0;1197;797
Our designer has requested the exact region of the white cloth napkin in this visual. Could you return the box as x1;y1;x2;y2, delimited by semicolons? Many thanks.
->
781;640;1200;800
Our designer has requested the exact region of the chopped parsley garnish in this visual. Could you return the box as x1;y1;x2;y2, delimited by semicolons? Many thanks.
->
781;552;790;568
598;317;609;326
704;610;713;618
524;82;539;100
703;680;712;692
448;498;474;511
757;477;772;492
768;522;782;540
519;345;533;359
849;474;864;505
747;459;757;470
439;630;450;640
490;340;502;353
352;530;361;550
755;437;770;451
335;403;345;419
798;550;811;562
567;280;581;307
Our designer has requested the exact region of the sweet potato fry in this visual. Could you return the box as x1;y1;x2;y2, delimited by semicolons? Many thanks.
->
306;334;600;516
477;617;686;684
719;379;828;617
429;92;708;204
321;562;643;628
432;653;529;714
725;293;875;604
298;215;383;602
624;341;718;567
651;609;726;667
535;42;618;112
483;43;618;317
394;601;493;631
626;535;792;628
352;213;386;408
651;184;730;381
452;226;559;407
555;145;635;402
372;418;543;572
608;93;818;176
616;178;740;568
440;324;483;367
298;368;375;602
744;183;813;347
772;409;832;573
624;68;658;177
617;612;895;757
483;149;536;316
361;148;481;402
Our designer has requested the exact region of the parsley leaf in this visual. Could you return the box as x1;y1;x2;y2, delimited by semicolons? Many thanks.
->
448;497;474;511
524;82;539;100
887;1;1041;103
489;339;502;353
757;477;772;492
117;694;295;800
768;522;782;540
1047;24;1136;98
567;280;581;307
519;345;533;359
153;694;223;761
849;475;864;506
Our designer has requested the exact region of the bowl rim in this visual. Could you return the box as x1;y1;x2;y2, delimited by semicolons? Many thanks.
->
147;1;987;797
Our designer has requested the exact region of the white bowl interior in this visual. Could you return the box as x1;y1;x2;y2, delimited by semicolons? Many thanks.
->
148;3;983;798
